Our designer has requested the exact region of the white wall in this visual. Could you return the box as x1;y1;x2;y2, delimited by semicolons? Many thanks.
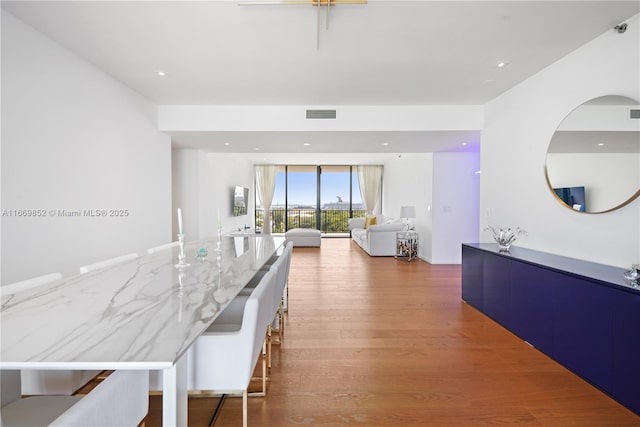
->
1;12;172;283
382;153;433;261
172;149;254;239
205;153;254;237
171;149;200;242
481;13;640;268
431;152;481;264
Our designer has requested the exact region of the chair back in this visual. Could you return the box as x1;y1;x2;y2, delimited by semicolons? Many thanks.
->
282;241;293;286
2;273;62;295
247;270;277;373
269;242;292;315
48;370;148;427
192;270;276;391
147;241;179;254
79;253;139;274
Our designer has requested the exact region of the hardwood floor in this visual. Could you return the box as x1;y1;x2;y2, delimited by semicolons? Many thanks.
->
145;238;639;426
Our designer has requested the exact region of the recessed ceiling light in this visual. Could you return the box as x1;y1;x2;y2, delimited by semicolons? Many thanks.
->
303;143;311;146
462;142;468;146
496;61;509;68
224;142;230;146
155;70;166;77
254;148;260;151
382;142;389;146
598;143;605;146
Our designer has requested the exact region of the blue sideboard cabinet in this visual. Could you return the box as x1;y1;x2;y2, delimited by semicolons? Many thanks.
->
461;243;640;416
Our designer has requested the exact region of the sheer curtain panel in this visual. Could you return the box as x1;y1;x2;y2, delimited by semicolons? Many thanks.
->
357;165;383;215
255;165;279;234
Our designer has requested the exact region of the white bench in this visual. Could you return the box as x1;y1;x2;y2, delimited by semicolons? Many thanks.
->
285;228;321;247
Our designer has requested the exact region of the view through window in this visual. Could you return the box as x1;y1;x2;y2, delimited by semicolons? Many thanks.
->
255;165;366;234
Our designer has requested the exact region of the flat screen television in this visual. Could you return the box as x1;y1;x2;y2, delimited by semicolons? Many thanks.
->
553;186;586;212
232;186;249;216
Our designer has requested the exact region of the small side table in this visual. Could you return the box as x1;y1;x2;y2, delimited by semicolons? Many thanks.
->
396;230;418;262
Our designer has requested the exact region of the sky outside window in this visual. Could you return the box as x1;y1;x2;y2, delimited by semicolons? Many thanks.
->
259;166;363;208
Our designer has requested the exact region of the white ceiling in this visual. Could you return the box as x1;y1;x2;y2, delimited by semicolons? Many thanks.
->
3;0;639;153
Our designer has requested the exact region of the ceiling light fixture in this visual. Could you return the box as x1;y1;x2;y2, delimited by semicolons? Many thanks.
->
497;61;509;68
382;142;389;146
598;143;605;147
224;142;231;146
238;0;367;50
155;70;166;77
462;142;468;146
254;148;260;151
303;143;311;146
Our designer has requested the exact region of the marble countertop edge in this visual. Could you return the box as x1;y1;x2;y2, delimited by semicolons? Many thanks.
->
0;361;172;370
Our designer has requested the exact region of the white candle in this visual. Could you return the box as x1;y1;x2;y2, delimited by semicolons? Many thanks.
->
177;208;183;235
217;208;221;230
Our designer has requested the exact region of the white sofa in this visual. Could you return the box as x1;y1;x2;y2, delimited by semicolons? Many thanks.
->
348;217;406;256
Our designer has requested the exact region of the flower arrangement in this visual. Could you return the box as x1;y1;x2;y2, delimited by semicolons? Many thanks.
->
485;225;527;251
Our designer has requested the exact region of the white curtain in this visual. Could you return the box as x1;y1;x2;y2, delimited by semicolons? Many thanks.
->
357;165;383;215
255;165;278;234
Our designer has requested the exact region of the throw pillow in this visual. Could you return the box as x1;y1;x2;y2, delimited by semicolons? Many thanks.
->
364;216;377;229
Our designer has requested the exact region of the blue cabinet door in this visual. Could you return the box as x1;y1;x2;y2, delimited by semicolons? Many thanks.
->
483;254;512;327
462;246;484;310
612;290;640;415
553;275;614;392
510;262;554;355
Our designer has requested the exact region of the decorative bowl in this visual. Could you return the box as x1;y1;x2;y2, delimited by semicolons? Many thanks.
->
485;225;527;251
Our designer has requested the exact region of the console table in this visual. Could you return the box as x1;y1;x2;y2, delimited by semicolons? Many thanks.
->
461;243;640;416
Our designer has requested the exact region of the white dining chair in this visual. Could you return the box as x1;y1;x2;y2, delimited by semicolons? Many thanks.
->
0;369;149;427
268;242;292;332
190;270;277;427
79;253;139;274
147;241;180;254
242;241;293;368
1;273;62;295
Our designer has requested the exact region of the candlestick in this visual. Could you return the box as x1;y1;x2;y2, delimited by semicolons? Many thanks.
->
175;233;190;268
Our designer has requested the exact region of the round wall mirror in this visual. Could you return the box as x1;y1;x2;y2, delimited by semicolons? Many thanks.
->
545;95;640;213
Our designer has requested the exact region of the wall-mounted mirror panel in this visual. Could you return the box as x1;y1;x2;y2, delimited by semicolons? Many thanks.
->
546;95;640;213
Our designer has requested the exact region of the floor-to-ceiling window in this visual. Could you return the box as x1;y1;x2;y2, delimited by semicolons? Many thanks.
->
320;166;365;233
255;165;367;235
286;165;318;230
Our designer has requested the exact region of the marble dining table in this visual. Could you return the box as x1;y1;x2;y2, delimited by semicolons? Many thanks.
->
0;234;285;427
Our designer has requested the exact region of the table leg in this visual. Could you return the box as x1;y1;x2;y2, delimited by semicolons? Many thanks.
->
162;354;188;427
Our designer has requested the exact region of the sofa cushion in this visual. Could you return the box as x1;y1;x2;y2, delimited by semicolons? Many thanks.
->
348;217;366;230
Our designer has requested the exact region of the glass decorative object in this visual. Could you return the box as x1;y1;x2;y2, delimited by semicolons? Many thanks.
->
623;264;639;287
197;247;208;260
485;225;527;251
175;233;190;268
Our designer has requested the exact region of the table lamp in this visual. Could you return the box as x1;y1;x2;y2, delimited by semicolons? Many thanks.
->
400;206;416;230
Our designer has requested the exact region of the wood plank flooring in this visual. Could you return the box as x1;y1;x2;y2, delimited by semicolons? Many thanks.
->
145;238;640;426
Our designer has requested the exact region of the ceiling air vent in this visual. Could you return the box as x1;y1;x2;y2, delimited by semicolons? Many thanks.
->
630;109;640;119
306;109;336;119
